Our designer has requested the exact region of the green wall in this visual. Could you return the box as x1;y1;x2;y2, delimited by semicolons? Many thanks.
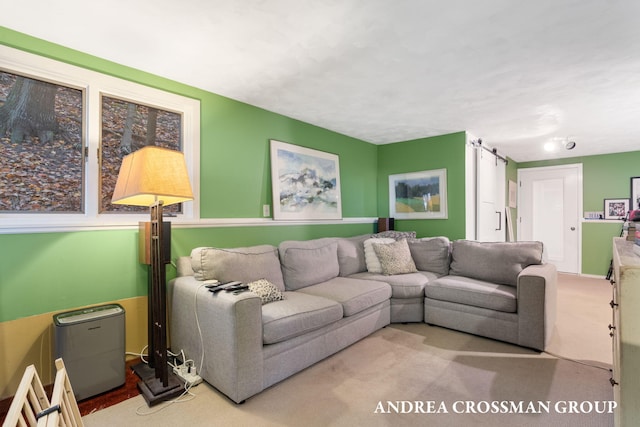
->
505;157;518;239
0;27;379;322
519;150;640;275
198;94;378;219
377;132;467;239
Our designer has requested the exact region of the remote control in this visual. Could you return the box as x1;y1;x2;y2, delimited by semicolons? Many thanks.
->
225;284;248;292
209;281;243;294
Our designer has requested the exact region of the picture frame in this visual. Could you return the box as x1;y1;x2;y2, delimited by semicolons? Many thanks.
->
604;198;629;220
508;180;517;208
270;140;342;220
389;169;448;219
630;176;640;211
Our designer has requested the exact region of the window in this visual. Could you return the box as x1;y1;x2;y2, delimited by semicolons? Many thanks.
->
0;45;200;233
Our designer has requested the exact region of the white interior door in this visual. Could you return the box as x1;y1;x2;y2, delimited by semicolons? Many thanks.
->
476;148;506;242
518;164;581;273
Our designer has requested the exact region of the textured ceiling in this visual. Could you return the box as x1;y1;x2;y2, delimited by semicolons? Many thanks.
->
2;0;640;162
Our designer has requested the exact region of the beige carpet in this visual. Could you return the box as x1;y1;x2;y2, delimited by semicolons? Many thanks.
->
83;274;614;427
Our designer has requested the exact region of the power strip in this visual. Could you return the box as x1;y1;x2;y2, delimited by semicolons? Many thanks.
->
172;363;203;387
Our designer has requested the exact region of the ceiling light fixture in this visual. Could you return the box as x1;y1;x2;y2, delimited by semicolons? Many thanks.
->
544;137;576;153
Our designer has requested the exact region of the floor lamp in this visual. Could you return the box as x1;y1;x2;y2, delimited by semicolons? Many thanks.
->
112;146;193;406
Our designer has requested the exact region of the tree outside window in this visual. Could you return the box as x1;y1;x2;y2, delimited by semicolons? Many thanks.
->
0;71;84;212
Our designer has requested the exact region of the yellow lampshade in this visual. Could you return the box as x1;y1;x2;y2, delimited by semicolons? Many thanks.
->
112;146;193;207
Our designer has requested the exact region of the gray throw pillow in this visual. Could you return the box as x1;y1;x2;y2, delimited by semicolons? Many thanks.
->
337;234;371;276
372;239;418;275
407;237;451;276
190;245;285;291
449;240;543;286
280;240;340;290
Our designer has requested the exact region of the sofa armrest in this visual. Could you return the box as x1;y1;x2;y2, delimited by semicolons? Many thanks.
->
169;276;264;403
516;263;557;350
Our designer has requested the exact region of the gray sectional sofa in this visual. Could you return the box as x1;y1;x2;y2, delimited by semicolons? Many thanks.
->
169;233;556;403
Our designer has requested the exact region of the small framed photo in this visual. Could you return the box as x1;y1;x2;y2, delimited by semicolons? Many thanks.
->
630;176;640;211
604;198;629;220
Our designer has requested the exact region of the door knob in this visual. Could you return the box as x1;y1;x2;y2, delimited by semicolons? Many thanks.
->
570;227;576;231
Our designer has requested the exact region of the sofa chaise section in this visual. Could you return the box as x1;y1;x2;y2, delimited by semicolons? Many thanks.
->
424;240;557;351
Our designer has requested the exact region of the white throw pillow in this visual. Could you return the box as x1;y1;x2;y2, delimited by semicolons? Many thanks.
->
363;237;395;273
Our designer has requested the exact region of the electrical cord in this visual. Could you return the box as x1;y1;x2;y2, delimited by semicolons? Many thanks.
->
194;283;207;376
126;345;148;364
135;380;197;416
135;282;209;417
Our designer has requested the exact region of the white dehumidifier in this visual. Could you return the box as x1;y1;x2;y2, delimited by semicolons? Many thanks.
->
54;304;125;400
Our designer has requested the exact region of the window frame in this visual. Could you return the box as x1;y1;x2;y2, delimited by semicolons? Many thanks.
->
0;45;200;234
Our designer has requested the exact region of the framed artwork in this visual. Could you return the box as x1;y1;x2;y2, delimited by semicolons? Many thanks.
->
389;169;448;219
631;176;640;211
604;198;629;220
270;140;342;220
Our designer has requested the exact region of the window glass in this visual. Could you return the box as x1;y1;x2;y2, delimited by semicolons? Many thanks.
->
0;71;84;212
99;96;183;213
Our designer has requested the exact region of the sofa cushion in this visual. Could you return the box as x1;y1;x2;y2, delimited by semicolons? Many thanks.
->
279;238;339;290
363;237;395;273
337;234;371;276
449;240;543;286
372;239;418;275
296;277;392;317
407;237;451;276
425;275;517;313
247;279;285;305
261;292;343;344
349;271;433;299
190;245;285;290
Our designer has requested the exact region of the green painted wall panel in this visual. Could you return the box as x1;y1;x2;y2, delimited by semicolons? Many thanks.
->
377;132;467;240
0;230;147;321
582;222;624;276
0;222;377;322
199;96;378;218
519;151;640;212
171;222;377;256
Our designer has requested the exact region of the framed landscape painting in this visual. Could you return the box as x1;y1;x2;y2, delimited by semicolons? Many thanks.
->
389;169;448;219
270;140;342;220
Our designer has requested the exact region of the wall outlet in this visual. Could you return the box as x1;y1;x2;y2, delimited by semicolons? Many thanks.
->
263;204;270;217
173;364;202;387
